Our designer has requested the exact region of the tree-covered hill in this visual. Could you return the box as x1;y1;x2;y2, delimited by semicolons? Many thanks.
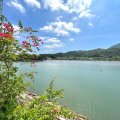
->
15;43;120;61
38;43;120;61
109;43;120;49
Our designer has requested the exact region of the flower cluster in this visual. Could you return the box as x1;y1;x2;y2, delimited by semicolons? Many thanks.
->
22;40;29;48
0;23;14;40
3;23;14;32
33;43;39;47
0;33;13;39
0;22;44;50
30;36;43;47
21;36;43;48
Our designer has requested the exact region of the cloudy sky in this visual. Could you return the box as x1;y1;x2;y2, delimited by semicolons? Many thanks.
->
4;0;120;53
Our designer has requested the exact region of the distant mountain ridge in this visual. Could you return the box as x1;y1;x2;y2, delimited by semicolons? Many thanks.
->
16;43;120;61
39;43;120;61
109;43;120;49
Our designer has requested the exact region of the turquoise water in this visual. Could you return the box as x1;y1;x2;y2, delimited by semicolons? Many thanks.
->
17;61;120;120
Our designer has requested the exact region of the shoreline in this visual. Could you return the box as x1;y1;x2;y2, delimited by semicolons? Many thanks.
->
16;59;120;62
20;92;88;120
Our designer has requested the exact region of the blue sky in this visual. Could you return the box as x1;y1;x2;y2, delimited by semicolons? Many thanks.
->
3;0;120;53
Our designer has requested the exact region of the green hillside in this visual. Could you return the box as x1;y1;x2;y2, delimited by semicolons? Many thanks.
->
16;43;120;61
38;43;120;61
110;43;120;49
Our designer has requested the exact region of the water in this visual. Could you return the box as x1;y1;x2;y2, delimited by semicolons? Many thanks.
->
17;61;120;120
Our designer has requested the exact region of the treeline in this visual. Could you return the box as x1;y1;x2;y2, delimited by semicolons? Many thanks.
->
42;48;120;61
15;48;120;61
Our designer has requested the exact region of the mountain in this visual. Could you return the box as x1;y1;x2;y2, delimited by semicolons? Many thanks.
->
38;47;120;61
18;43;120;61
39;43;120;61
109;43;120;49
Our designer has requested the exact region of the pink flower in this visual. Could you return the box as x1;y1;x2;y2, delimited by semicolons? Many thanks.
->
3;23;14;32
22;40;29;48
0;33;13;38
34;43;39;46
22;40;26;45
25;45;28;48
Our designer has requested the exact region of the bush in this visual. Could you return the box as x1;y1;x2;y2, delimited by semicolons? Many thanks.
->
0;6;77;120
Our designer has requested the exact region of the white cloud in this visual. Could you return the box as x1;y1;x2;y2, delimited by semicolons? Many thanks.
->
67;0;93;14
55;29;69;36
7;0;25;13
72;17;78;21
43;37;65;49
44;43;64;49
45;38;61;44
56;16;63;21
40;25;53;31
40;20;81;36
79;9;94;18
23;0;41;9
43;0;69;11
43;0;94;18
69;38;75;42
88;22;94;27
39;36;49;40
12;24;22;39
13;24;20;31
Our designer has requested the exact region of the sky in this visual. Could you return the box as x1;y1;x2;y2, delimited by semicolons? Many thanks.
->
3;0;120;53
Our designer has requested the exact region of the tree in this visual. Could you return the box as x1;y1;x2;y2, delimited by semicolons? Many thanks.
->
0;1;78;120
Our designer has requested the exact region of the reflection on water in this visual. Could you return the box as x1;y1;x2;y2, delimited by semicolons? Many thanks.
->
16;61;120;120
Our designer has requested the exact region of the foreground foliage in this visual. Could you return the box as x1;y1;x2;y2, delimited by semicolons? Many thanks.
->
10;81;77;120
0;6;77;120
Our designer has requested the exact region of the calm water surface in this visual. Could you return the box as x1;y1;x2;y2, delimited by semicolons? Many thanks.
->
17;61;120;120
